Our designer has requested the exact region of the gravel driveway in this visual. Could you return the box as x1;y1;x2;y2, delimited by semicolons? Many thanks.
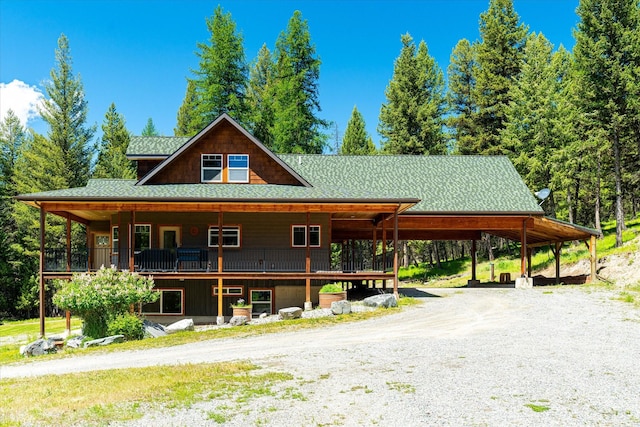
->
3;287;640;426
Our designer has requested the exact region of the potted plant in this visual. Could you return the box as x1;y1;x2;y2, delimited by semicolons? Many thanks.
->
231;298;252;319
318;283;347;309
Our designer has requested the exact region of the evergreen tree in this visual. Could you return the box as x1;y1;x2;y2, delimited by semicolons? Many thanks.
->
341;106;375;155
465;0;527;155
192;5;248;127
93;103;135;179
141;118;159;136
378;34;447;155
574;0;640;246
447;39;478;154
38;33;95;188
175;79;200;136
271;10;326;154
246;44;275;147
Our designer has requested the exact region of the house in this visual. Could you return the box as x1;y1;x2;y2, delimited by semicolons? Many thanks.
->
17;114;599;330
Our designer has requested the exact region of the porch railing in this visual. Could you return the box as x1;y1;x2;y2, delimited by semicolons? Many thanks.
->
43;247;393;274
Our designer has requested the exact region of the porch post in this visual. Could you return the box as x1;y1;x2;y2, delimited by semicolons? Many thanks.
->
555;242;562;285
393;207;399;298
65;215;72;335
382;218;387;289
129;211;135;271
217;211;224;325
372;226;377;272
589;235;597;283
39;206;46;338
305;211;312;310
471;240;477;281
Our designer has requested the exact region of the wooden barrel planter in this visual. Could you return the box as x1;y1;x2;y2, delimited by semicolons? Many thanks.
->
232;306;252;319
318;291;347;309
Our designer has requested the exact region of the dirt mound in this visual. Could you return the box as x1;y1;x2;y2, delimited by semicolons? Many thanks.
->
597;250;640;287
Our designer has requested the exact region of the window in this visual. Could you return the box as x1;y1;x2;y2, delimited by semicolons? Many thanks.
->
134;224;151;252
250;289;272;316
291;225;321;247
211;286;244;296
142;289;184;315
111;226;119;254
208;226;240;247
202;154;222;182
228;154;249;182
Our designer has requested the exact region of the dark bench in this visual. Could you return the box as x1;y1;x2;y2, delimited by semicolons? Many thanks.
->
175;248;209;271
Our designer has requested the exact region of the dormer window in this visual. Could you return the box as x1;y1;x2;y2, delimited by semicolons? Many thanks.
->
202;154;223;182
228;154;249;183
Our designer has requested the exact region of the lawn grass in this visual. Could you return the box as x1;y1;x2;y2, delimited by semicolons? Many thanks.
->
0;317;81;340
0;361;294;426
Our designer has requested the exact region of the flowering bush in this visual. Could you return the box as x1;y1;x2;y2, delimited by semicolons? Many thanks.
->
231;298;250;308
53;266;158;338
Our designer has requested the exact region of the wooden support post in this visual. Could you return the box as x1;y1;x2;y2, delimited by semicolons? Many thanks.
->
372;226;378;283
393;207;399;298
39;206;46;338
527;247;533;278
305;212;311;309
555;242;562;285
129;211;135;271
66;215;72;272
589;235;597;283
382;219;387;289
520;219;527;277
471;240;477;281
217;212;224;323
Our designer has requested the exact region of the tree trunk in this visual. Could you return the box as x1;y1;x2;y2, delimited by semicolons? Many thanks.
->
594;152;602;234
613;132;625;247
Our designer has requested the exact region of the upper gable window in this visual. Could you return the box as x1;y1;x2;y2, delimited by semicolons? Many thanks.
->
202;154;222;183
228;154;249;183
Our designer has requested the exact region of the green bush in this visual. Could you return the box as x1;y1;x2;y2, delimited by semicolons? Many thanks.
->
319;283;343;293
107;313;144;340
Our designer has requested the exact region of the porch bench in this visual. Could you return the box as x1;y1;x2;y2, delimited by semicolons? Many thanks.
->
175;248;209;271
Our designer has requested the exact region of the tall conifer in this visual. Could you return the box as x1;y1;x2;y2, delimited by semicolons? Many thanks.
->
341;106;375;155
94;103;135;179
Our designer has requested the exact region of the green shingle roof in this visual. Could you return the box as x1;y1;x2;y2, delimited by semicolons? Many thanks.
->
127;136;189;157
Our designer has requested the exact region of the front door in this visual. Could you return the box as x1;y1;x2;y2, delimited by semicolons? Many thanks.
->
159;226;181;250
93;233;111;270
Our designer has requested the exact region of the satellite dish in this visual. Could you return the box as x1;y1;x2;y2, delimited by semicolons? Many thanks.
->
535;188;550;200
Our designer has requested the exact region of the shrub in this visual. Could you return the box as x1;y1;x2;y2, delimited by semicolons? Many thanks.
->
53;266;158;338
319;283;343;293
107;313;145;340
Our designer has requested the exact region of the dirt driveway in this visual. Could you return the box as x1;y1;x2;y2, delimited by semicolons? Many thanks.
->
3;287;640;426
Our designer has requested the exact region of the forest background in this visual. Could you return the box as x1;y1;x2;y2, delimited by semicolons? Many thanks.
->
0;0;639;318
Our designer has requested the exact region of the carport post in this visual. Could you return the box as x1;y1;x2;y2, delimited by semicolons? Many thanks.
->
471;240;477;281
555;242;562;285
589;235;597;282
39;206;46;338
393;206;399;298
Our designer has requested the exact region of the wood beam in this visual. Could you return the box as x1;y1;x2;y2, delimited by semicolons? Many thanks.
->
305;212;311;307
393;207;399;298
555;242;562;285
39;207;46;338
589;235;597;283
217;212;223;319
471;240;477;281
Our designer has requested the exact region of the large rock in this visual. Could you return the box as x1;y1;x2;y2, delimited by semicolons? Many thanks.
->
83;335;125;348
66;335;86;349
20;338;57;357
363;294;397;308
229;316;249;326
143;319;167;338
165;318;194;334
331;300;352;315
279;307;303;320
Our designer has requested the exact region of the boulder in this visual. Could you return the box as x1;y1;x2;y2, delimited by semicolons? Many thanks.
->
83;335;125;348
165;318;194;334
229;316;249;326
331;300;352;315
20;338;57;357
143;319;167;338
66;335;86;349
363;294;397;308
279;307;303;320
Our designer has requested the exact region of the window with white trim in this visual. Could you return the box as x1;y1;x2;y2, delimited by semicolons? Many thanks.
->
111;226;119;254
142;288;184;315
228;154;249;182
291;225;321;247
208;226;241;247
202;154;222;182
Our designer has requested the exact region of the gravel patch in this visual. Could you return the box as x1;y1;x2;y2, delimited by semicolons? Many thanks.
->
4;287;640;426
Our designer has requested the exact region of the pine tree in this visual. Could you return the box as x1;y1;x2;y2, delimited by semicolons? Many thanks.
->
192;5;247;127
93;103;135;179
466;0;527;155
246;44;275;147
271;10;326;154
378;34;447;155
447;39;478;154
175;80;200;136
141;118;159;136
38;33;95;188
341;106;375;155
574;0;640;246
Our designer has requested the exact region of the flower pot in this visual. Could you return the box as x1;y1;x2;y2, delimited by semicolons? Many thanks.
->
232;306;252;319
318;291;347;309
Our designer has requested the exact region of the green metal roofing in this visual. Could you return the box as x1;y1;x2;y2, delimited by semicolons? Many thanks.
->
127;136;189;157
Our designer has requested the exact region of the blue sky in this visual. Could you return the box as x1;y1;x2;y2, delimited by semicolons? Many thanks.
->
0;0;580;150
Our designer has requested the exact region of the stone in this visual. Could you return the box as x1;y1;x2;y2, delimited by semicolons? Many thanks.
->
259;313;268;319
66;335;86;349
279;307;303;320
83;335;125;348
165;318;195;334
363;294;397;308
331;300;352;315
143;319;167;338
229;316;249;326
515;277;534;289
20;338;57;357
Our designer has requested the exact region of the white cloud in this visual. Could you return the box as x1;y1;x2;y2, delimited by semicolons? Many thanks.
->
0;79;45;126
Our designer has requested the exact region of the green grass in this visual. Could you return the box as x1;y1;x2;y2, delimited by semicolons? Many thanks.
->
525;403;551;413
0;361;295;426
0;316;81;339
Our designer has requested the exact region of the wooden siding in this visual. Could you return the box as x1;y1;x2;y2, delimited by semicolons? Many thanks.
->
137;160;162;180
145;121;302;185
